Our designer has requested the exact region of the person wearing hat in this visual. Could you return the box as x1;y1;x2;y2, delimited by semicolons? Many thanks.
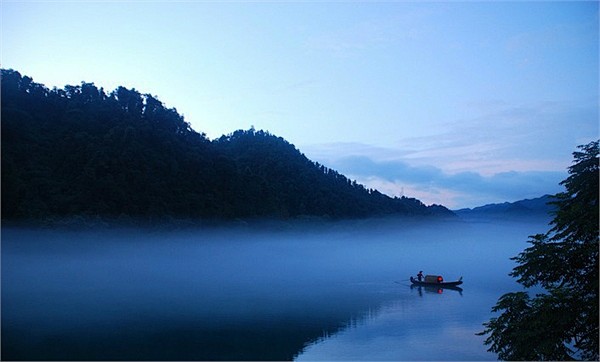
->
416;271;424;282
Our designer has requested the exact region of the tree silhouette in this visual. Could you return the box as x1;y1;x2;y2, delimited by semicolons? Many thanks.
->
1;68;453;222
478;140;599;360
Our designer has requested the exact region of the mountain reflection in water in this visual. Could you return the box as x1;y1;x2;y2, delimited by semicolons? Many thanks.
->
2;216;549;360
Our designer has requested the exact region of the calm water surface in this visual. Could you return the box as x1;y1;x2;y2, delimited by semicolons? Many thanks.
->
1;216;549;360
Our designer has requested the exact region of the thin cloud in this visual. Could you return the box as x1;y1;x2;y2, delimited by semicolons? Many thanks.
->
391;100;598;174
303;145;567;209
334;155;564;198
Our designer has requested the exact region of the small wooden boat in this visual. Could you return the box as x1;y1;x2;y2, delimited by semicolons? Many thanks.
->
410;276;463;287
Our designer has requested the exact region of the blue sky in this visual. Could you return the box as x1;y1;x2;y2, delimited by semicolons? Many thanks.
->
2;1;598;208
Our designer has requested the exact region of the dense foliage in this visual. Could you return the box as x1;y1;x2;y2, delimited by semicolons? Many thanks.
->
1;69;451;222
478;141;599;360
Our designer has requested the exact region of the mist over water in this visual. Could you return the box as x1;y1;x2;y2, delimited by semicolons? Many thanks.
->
1;216;550;360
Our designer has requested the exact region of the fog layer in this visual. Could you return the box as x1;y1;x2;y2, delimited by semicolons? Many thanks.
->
2;216;549;360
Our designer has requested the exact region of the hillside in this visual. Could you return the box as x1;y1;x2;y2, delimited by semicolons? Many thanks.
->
1;69;452;222
454;195;557;219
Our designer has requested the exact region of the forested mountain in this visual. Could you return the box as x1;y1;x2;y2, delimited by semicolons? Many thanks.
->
1;69;452;222
454;195;557;218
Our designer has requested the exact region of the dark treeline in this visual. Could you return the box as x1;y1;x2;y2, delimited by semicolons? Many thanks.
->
1;69;452;222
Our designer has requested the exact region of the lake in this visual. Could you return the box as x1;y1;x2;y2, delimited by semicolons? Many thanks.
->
1;215;550;360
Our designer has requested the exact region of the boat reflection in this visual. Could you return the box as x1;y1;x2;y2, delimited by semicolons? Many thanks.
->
411;284;463;296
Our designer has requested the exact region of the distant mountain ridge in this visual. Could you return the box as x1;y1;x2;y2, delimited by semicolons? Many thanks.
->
454;195;557;217
1;69;453;222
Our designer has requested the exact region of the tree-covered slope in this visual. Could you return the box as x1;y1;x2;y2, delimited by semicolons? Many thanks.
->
1;69;452;221
454;195;558;218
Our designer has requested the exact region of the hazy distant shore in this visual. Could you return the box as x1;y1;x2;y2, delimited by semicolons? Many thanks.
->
1;212;461;232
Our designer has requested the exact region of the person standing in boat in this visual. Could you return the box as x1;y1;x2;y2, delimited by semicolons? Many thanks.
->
417;271;424;282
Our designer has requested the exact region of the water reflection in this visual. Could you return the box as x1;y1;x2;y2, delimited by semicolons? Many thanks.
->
296;284;488;361
411;284;464;296
2;217;548;361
